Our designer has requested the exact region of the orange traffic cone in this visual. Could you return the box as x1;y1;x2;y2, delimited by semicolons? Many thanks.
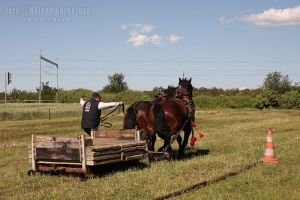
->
262;129;278;164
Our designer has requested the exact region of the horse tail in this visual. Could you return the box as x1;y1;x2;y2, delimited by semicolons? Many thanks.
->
153;103;169;140
123;103;137;129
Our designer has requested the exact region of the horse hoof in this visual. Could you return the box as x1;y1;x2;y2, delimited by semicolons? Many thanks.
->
178;150;185;156
158;147;164;152
148;155;155;163
163;152;172;160
27;170;36;176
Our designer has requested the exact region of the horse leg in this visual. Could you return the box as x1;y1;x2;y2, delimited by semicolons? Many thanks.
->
158;140;168;152
146;133;156;162
139;129;148;141
178;125;191;156
164;138;172;160
176;135;184;157
176;135;183;149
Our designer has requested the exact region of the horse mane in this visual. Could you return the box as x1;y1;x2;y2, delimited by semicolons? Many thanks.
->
154;85;176;99
165;86;176;98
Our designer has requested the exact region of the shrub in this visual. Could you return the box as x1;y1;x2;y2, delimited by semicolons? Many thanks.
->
255;90;280;109
280;90;300;109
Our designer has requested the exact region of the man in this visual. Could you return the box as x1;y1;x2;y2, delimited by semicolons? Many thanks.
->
80;92;123;136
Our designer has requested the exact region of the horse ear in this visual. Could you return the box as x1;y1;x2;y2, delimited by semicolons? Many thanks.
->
179;78;181;83
189;78;192;83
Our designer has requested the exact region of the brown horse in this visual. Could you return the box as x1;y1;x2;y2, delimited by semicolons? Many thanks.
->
147;78;194;161
123;100;153;140
123;87;177;159
123;86;177;132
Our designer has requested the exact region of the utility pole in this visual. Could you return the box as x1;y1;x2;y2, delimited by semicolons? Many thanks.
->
56;57;58;103
40;53;59;103
4;73;7;104
4;72;12;104
39;49;42;104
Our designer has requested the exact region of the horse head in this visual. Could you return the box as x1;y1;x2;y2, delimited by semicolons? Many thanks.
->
177;77;193;98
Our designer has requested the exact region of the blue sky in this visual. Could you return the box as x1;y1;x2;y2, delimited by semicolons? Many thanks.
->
0;0;299;91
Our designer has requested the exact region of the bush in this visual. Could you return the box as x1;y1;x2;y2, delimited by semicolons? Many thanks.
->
280;90;300;109
194;95;256;109
255;90;280;109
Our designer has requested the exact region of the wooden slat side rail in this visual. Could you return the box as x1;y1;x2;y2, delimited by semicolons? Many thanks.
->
34;135;81;162
86;154;121;161
87;158;122;166
87;145;121;152
36;161;82;165
35;142;80;149
86;149;122;157
31;134;36;171
80;135;87;174
96;129;136;138
36;148;80;161
125;154;145;161
35;136;80;143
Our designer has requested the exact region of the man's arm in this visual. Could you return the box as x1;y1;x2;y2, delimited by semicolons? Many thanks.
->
80;98;85;107
98;102;123;110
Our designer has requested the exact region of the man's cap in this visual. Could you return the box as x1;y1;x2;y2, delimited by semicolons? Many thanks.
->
92;92;101;98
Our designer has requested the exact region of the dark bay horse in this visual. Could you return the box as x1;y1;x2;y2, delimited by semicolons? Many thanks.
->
123;87;177;158
147;78;194;161
123;80;194;162
123;86;176;131
123;100;153;140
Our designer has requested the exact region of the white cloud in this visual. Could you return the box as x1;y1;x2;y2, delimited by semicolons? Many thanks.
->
140;24;155;33
220;6;300;27
219;16;237;24
241;6;300;26
121;23;182;47
168;34;182;44
127;34;149;46
150;34;162;46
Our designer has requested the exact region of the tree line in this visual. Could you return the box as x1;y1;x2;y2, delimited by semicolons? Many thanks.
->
1;72;299;109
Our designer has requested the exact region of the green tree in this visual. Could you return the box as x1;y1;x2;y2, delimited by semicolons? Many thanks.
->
262;71;292;94
102;73;129;93
36;82;57;101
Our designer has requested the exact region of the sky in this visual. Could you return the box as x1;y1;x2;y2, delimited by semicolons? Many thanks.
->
0;0;299;92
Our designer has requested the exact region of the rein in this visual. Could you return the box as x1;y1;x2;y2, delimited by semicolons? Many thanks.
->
100;104;124;128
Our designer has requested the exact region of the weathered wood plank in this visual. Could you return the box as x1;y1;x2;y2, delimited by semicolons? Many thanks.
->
86;149;122;157
36;161;82;165
36;148;80;161
87;158;122;166
96;129;136;138
35;136;80;143
120;141;146;148
122;146;146;152
123;150;146;157
86;154;121;161
35;142;80;149
87;145;121;152
125;154;145;161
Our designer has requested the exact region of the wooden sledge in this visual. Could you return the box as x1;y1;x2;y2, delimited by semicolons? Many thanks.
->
28;129;146;177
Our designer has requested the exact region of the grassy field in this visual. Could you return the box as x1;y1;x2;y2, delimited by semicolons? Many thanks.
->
0;105;299;199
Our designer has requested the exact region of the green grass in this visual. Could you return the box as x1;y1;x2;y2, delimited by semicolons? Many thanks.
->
0;107;299;199
0;103;80;121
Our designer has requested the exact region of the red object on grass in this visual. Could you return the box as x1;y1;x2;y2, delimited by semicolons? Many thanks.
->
190;136;197;146
191;121;196;127
199;133;204;139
